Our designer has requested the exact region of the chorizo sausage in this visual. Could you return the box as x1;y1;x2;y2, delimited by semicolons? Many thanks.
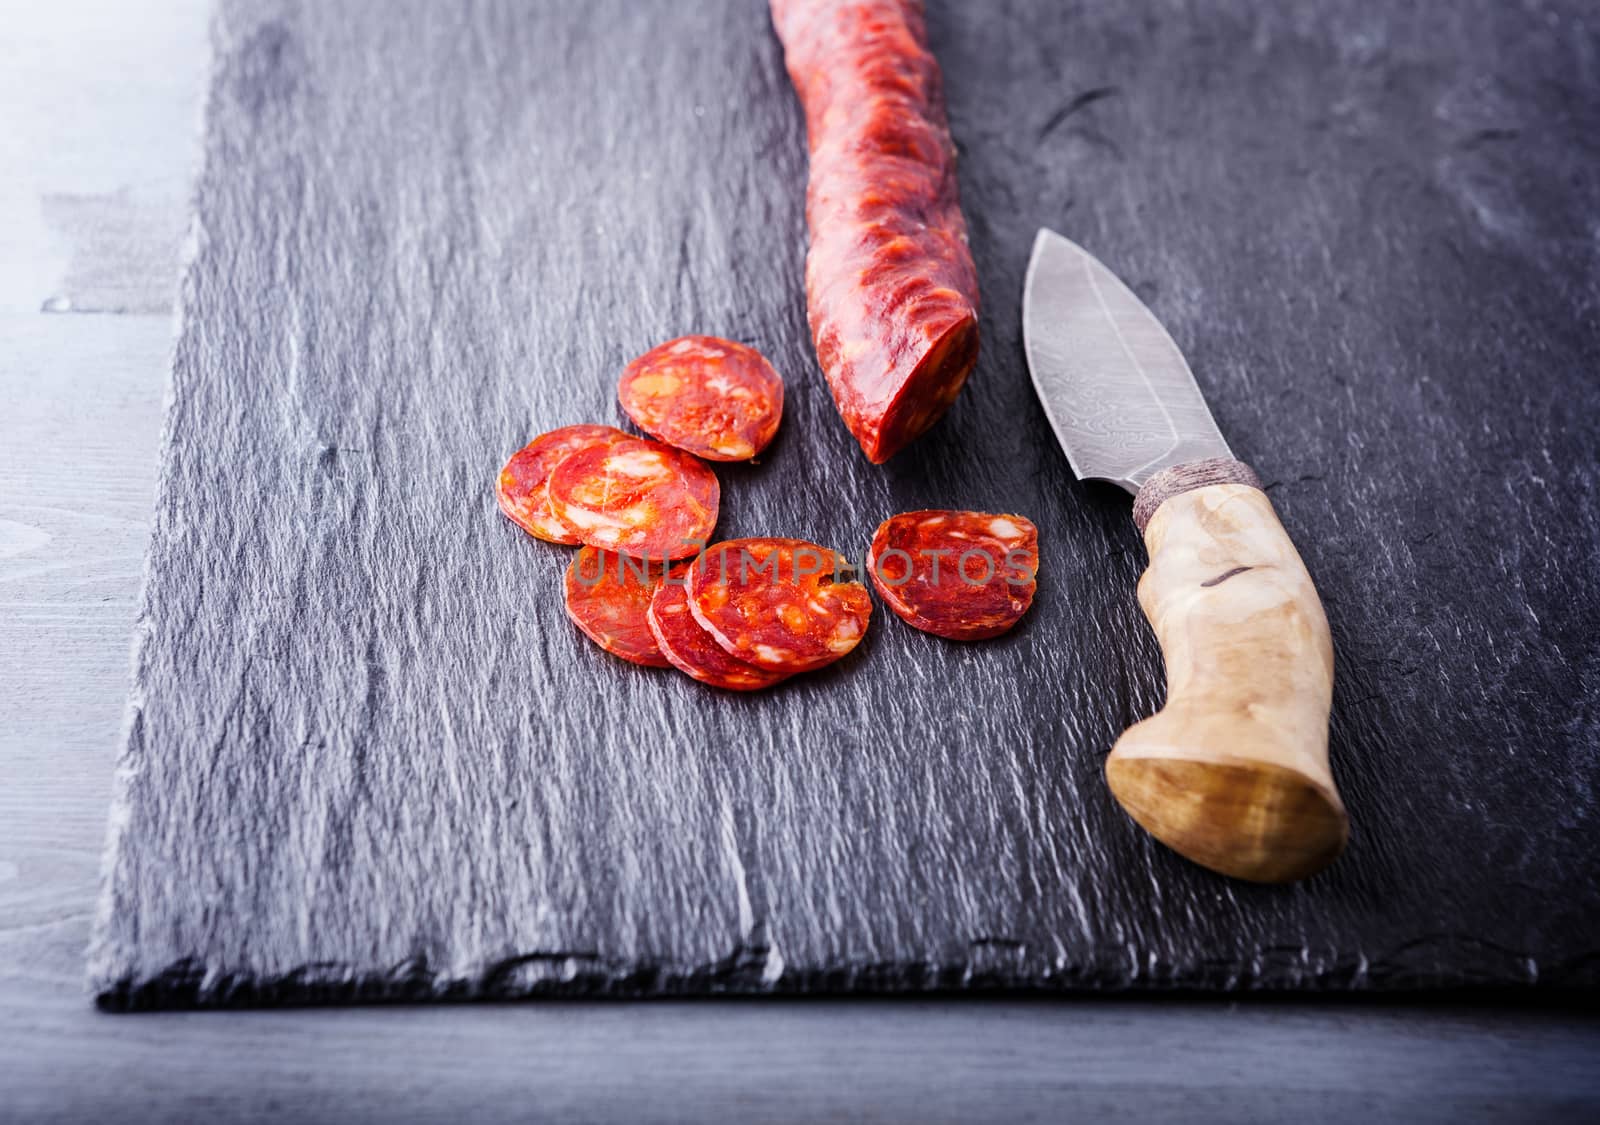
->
648;565;789;691
619;336;784;462
867;510;1038;640
497;425;631;543
687;537;872;673
548;437;720;560
771;0;980;463
563;546;672;666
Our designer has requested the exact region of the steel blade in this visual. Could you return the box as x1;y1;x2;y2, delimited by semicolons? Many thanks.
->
1022;228;1231;494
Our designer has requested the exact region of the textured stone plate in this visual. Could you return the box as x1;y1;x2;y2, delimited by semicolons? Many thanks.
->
90;0;1600;1008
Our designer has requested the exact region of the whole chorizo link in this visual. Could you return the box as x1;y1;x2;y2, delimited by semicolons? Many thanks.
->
771;0;980;463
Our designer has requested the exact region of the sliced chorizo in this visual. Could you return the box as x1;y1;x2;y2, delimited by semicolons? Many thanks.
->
867;510;1038;640
563;546;671;667
496;424;631;543
619;336;784;462
687;537;872;673
648;565;788;691
771;0;980;463
548;437;719;560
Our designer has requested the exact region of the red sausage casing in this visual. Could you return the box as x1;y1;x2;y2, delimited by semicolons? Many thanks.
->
772;0;980;463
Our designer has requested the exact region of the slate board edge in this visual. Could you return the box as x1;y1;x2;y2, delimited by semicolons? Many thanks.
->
80;0;224;1012
93;942;1600;1012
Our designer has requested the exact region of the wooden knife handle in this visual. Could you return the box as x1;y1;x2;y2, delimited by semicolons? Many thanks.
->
1106;458;1348;882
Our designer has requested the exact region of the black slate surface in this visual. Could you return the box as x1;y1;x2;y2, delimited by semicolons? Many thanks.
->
90;0;1600;1008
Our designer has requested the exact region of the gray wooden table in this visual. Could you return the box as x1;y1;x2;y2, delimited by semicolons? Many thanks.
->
2;2;1597;1120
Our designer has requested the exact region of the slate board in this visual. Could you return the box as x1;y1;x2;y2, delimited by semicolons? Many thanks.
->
89;0;1600;1008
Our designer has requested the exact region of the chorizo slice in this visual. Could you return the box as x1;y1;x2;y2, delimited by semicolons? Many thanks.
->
619;336;784;462
771;0;981;463
867;510;1039;640
648;565;788;691
563;546;671;667
548;437;719;560
687;537;872;673
496;424;631;543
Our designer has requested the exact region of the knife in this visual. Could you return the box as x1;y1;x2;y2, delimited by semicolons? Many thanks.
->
1022;228;1348;883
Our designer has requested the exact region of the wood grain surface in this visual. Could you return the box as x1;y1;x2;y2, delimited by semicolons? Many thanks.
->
84;0;1600;1007
1108;482;1346;883
5;1;1600;1121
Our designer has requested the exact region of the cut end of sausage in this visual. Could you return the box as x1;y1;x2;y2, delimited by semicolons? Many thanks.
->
859;312;979;464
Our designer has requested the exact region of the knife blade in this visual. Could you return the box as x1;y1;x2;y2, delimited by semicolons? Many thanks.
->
1022;229;1232;492
1023;228;1348;883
